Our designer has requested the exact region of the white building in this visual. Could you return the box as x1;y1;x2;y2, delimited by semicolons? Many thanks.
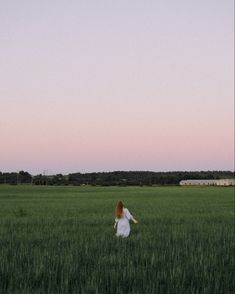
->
179;179;235;186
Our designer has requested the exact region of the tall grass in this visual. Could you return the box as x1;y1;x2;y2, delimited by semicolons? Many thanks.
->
0;185;234;293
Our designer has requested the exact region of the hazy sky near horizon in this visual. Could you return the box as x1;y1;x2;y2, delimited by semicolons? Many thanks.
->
0;0;234;174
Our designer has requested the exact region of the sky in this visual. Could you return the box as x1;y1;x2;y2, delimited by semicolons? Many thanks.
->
0;0;234;175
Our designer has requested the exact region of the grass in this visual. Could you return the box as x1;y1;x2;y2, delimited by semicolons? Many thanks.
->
0;185;234;293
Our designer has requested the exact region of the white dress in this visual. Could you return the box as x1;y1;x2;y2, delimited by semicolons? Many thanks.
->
115;208;133;237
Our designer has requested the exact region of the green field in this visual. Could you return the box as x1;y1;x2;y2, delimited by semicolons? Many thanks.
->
0;185;234;293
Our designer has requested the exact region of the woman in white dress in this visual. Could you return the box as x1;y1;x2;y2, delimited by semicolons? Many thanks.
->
114;201;138;237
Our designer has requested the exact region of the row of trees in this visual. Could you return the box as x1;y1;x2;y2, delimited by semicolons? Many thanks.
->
0;171;32;185
0;170;234;186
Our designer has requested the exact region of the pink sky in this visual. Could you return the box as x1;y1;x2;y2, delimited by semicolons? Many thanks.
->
0;0;234;174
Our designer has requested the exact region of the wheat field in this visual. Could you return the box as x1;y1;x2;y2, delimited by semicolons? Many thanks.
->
0;185;233;293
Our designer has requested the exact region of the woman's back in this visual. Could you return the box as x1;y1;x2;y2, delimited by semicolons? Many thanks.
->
114;201;138;237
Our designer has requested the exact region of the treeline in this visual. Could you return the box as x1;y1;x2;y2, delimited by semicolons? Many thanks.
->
0;170;234;186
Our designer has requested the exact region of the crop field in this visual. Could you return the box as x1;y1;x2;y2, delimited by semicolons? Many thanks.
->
0;185;234;293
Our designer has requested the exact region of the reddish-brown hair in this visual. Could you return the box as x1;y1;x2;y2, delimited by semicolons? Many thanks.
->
115;201;124;218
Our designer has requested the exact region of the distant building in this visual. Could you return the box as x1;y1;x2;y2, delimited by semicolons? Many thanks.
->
179;179;235;186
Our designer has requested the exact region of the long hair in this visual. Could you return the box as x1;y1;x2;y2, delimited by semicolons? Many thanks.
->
115;201;124;219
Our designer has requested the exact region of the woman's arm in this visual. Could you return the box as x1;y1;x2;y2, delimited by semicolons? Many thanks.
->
131;217;138;224
114;218;118;229
126;208;138;223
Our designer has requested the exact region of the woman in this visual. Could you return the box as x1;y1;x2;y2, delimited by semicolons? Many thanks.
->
114;201;138;237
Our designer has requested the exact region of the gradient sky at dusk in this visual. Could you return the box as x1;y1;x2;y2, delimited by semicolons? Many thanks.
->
0;0;234;174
